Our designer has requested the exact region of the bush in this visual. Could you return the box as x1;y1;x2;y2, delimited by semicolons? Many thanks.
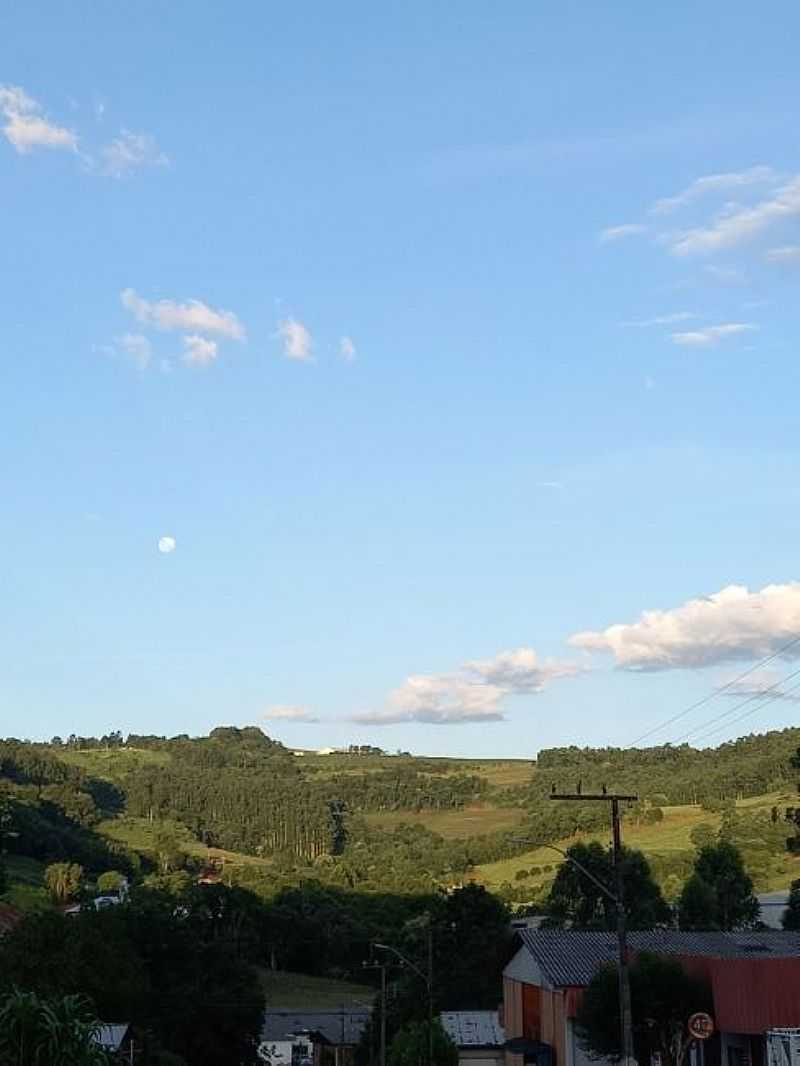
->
97;871;126;895
44;862;84;904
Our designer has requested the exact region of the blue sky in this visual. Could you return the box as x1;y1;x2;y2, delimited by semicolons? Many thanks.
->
3;2;800;755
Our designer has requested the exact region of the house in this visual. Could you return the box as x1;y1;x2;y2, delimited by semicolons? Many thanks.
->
92;1023;132;1061
259;1010;371;1066
758;893;790;930
441;1011;506;1066
504;929;800;1066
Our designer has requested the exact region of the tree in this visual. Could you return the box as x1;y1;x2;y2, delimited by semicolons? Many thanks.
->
96;871;126;895
576;952;712;1066
432;884;511;1010
544;842;671;930
783;879;800;930
678;842;759;930
689;824;717;852
0;856;7;897
387;1021;458;1066
0;988;110;1065
45;862;84;904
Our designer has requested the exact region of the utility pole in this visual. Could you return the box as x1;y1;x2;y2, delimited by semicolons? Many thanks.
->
362;960;388;1066
550;789;638;1066
373;932;434;1066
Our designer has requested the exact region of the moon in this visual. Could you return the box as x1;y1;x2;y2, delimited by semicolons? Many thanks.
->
158;535;176;554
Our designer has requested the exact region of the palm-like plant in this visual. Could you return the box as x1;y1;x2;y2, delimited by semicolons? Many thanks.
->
0;988;110;1065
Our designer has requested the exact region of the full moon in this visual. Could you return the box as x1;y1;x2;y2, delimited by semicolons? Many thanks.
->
158;536;177;554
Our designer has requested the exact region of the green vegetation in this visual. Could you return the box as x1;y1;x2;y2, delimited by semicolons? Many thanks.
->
0;988;110;1066
576;953;713;1066
4;726;800;907
258;969;376;1008
543;842;671;929
365;805;526;838
678;841;760;930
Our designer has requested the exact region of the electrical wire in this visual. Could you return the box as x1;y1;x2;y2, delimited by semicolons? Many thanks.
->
689;675;800;746
670;664;800;745
627;632;800;748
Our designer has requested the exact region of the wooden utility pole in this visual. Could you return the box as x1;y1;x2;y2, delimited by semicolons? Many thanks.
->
550;790;638;1066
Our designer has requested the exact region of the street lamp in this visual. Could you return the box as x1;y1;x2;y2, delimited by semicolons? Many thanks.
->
372;933;434;1066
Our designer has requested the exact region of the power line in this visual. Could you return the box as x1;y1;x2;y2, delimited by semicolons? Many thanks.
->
627;632;800;748
689;676;800;746
670;664;800;746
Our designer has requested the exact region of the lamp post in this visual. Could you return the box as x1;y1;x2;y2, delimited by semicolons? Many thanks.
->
362;960;388;1066
514;789;638;1066
373;929;434;1066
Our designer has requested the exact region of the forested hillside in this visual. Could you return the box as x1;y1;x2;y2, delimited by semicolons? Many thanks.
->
2;725;800;905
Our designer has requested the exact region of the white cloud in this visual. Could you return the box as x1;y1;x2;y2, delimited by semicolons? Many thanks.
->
340;336;357;362
277;317;313;361
352;645;582;726
0;84;77;154
182;334;218;366
671;322;755;347
118;333;152;369
157;536;176;554
100;129;167;177
121;288;245;339
650;166;777;215
352;675;507;725
765;245;800;265
263;705;320;723
569;582;800;670
621;311;697;327
599;223;648;244
667;175;800;256
466;647;583;693
724;671;800;704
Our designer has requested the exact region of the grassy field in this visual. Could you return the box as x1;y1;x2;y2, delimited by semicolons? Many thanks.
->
259;970;376;1008
365;805;527;838
2;855;49;912
97;816;271;867
472;793;800;892
59;746;172;778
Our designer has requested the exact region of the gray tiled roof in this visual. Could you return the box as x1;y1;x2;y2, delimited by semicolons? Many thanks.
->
261;1010;371;1046
517;929;800;987
440;1011;505;1048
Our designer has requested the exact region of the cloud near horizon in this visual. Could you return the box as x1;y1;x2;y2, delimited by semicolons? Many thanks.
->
352;646;583;725
569;582;800;670
467;647;583;692
262;705;320;723
724;670;800;704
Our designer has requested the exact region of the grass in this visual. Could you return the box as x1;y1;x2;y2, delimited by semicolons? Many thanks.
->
365;806;527;839
59;747;171;778
472;804;721;889
97;816;272;867
472;793;800;893
259;969;376;1009
5;854;45;886
2;855;50;912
